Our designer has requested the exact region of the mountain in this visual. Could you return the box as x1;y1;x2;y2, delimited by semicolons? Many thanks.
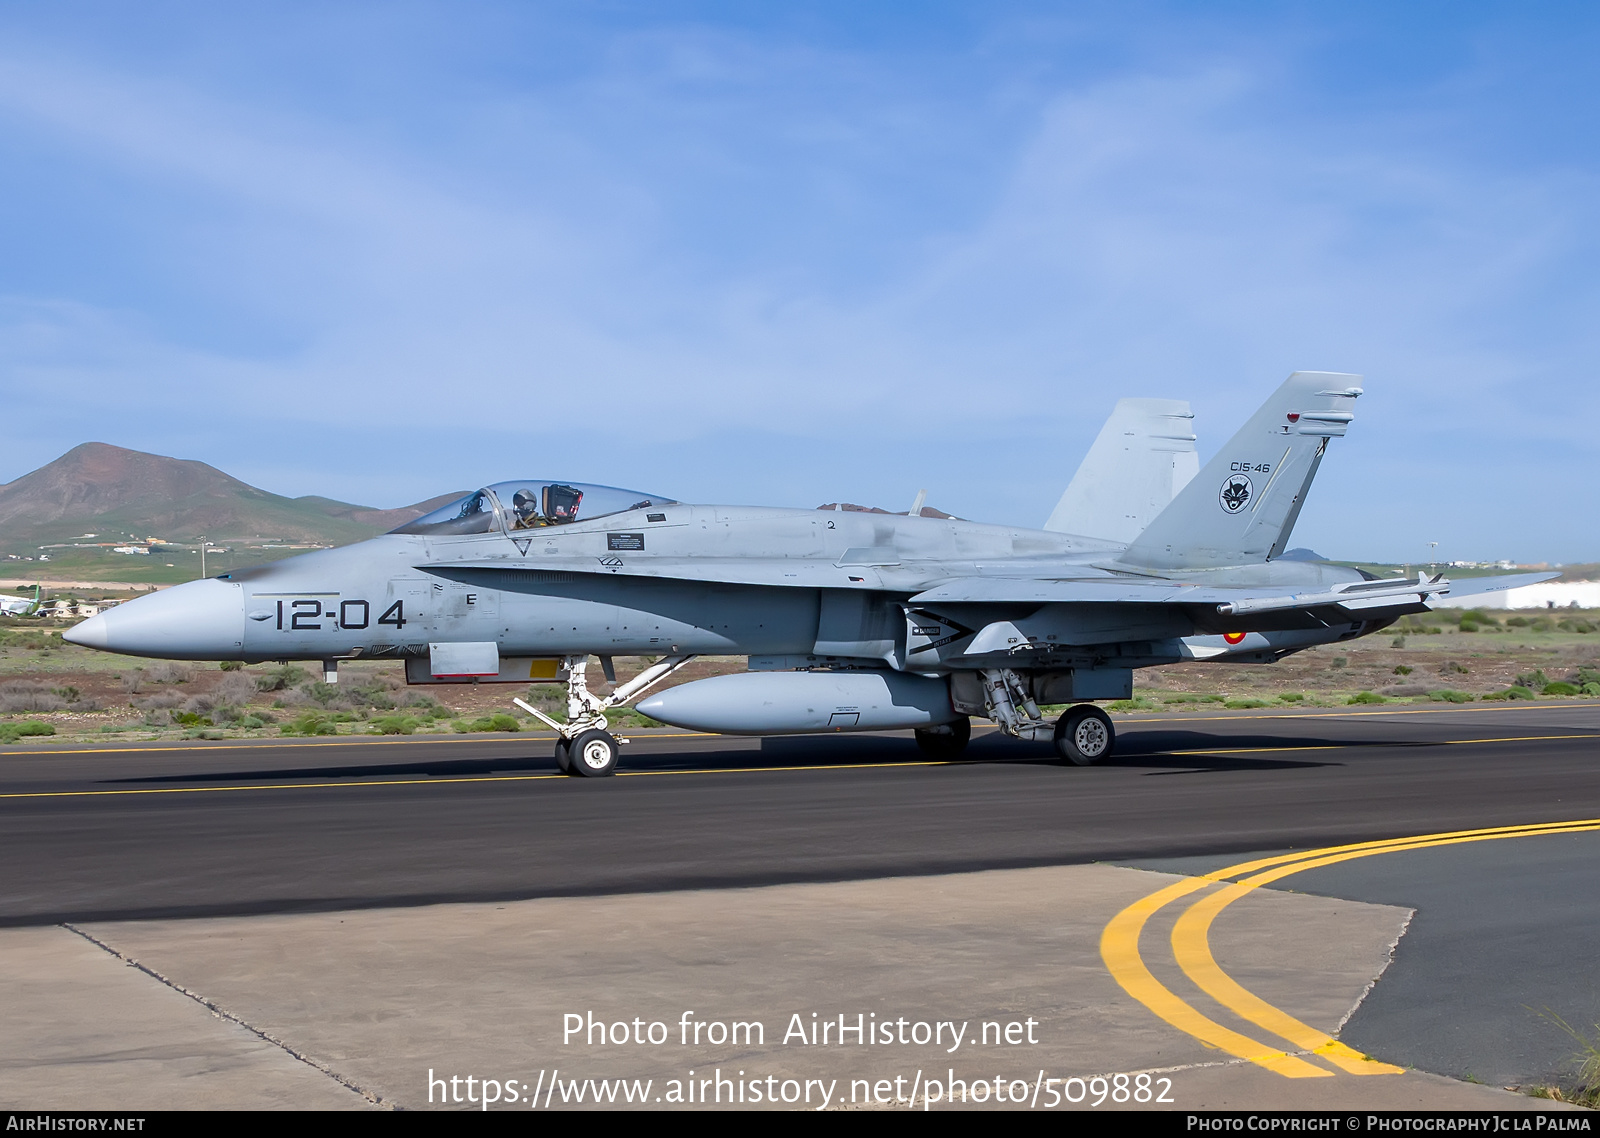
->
0;443;458;549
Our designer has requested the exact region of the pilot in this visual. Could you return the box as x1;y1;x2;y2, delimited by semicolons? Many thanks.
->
510;489;543;529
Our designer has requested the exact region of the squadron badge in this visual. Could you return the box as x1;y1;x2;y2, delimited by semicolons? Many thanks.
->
1219;474;1253;513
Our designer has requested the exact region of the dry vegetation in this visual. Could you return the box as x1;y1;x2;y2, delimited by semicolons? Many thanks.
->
0;606;1596;744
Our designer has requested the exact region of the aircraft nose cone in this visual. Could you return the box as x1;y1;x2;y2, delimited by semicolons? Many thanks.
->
62;613;110;649
63;579;245;660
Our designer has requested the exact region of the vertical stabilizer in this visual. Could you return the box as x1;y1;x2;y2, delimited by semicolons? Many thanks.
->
1044;398;1197;543
1120;372;1362;570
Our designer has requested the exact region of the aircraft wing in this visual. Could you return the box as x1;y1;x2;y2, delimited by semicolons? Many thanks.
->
910;572;1558;613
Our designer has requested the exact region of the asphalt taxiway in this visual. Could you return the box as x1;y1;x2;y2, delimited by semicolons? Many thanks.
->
1;702;1597;1109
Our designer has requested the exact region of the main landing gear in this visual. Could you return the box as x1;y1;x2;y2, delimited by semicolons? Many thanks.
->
1052;704;1115;766
514;654;695;778
976;667;1116;765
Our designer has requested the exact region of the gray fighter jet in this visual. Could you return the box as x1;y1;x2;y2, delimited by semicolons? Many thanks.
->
65;372;1547;775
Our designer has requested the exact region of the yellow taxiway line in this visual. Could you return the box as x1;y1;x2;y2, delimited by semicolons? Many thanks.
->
0;757;960;800
1102;818;1600;1078
0;729;1593;800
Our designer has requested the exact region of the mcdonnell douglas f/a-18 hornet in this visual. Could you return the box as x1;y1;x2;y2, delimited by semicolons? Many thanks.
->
66;372;1547;775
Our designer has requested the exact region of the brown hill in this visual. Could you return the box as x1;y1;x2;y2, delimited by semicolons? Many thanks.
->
0;443;456;548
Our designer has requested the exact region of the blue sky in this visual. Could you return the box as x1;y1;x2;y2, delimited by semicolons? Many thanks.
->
0;3;1596;563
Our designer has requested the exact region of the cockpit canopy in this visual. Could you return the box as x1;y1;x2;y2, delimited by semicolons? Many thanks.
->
389;481;676;537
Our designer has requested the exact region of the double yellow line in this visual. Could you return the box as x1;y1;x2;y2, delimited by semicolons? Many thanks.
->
1101;818;1600;1078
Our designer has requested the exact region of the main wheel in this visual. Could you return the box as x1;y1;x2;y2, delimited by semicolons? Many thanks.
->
915;716;972;758
1053;705;1114;766
553;737;573;774
568;729;619;777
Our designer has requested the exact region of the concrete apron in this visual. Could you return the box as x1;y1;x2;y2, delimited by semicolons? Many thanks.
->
0;864;1562;1111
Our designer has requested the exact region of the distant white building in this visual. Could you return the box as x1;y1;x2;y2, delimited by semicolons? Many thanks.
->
1433;581;1600;610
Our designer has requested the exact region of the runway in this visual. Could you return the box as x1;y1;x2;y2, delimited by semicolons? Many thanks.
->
1;702;1597;925
2;702;1598;1108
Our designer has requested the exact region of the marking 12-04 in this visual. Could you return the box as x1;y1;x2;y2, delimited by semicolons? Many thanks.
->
275;599;406;631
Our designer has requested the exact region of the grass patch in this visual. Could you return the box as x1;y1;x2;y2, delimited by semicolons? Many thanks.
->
1348;691;1387;705
1427;690;1475;703
1277;692;1306;703
1542;682;1581;696
0;720;55;743
369;715;423;735
1223;698;1271;709
452;713;521;733
278;711;354;736
1527;1012;1600;1109
1482;686;1536;701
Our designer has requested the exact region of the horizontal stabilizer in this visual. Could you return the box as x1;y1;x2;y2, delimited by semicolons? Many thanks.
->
1430;572;1560;601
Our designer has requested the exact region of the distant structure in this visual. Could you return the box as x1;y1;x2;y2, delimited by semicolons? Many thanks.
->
1433;581;1600;610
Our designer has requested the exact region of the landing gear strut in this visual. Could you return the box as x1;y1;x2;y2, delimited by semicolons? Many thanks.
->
514;654;695;777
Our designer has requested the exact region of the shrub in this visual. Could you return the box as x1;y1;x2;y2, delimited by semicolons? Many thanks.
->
1542;682;1581;696
1516;670;1550;689
1506;617;1530;628
1428;690;1475;703
0;720;56;743
1393;665;1413;676
1483;686;1535;701
255;664;308;692
1331;657;1349;669
1391;636;1406;648
280;712;339;736
1223;698;1270;709
0;683;67;713
144;662;193;684
219;660;244;671
237;715;269;729
453;713;520;733
1584;683;1600;697
1278;692;1306;702
369;715;422;735
1440;661;1470;675
1107;697;1158;712
1459;621;1480;633
1348;691;1387;705
1200;694;1227;703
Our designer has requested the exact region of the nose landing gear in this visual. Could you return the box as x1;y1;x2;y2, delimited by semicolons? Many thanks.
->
513;654;695;777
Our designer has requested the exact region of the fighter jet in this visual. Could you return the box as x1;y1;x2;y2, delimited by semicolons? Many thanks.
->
65;372;1548;775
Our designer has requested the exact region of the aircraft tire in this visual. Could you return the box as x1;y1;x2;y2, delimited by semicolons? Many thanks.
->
553;738;573;774
568;729;620;777
1054;705;1114;766
915;716;971;758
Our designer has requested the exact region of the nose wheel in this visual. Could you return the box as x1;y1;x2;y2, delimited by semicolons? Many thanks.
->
1053;704;1115;765
567;729;619;777
516;653;697;778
